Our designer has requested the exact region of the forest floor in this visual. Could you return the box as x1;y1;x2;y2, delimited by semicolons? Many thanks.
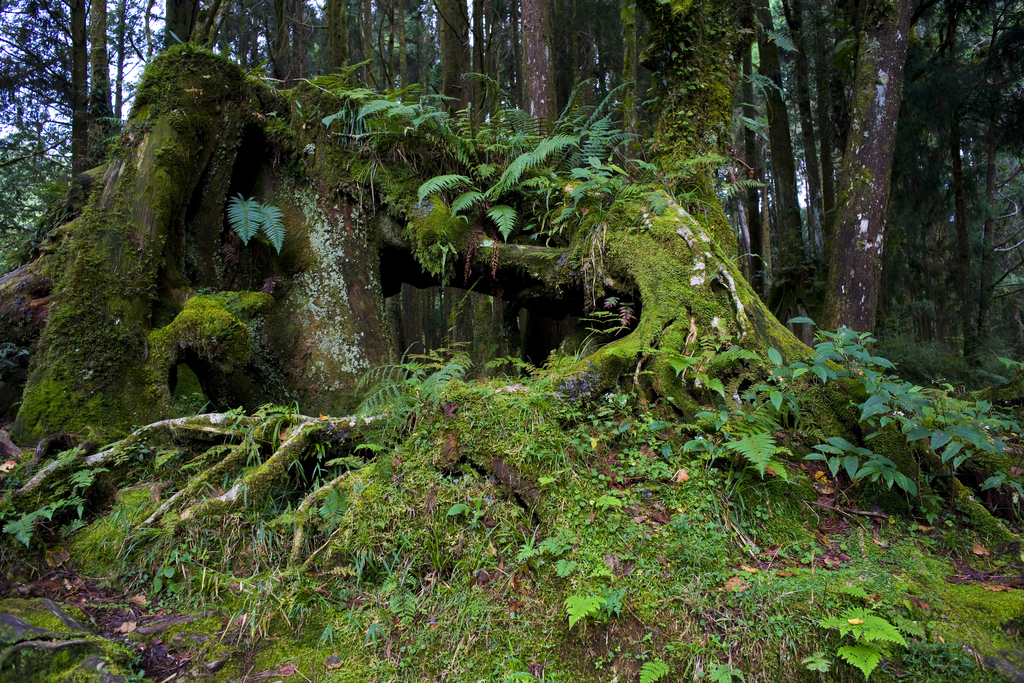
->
5;359;1024;682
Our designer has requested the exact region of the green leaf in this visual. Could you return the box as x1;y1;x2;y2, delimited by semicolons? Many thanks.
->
639;660;670;683
564;594;605;628
836;643;882;680
724;432;778;476
227;194;260;243
447;503;470;517
487;205;518;240
258;203;285;253
767;348;783;366
451;191;485;213
417;174;473;202
844;455;860;481
787;316;815;325
770;391;783;412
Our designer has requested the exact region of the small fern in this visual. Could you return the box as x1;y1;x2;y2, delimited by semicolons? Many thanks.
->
564;594;605;628
226;194;286;253
724;431;780;476
639;661;670;683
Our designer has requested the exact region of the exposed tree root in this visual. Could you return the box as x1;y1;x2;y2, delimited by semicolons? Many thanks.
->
288;472;350;569
178;419;321;522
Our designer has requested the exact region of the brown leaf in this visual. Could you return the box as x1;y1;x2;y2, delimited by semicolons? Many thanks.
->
1012;466;1024;476
425;490;437;515
918;525;934;532
983;583;1013;592
632;516;648;524
674;468;689;483
114;621;137;634
443;433;458;463
872;538;889;549
278;662;299;676
650;511;669;525
724;576;749;592
776;571;797;577
739;565;758;574
130;594;148;606
0;460;15;473
324;653;343;670
908;596;931;611
45;548;70;568
972;542;991;556
657;556;669;567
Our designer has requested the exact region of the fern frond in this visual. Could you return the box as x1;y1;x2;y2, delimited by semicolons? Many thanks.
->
639;661;670;683
417;175;473;202
227;194;260;244
451;191;485;214
724;432;777;475
487;205;517;240
258;204;285;253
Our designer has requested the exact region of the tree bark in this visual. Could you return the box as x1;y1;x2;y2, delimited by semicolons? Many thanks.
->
397;0;407;86
823;0;912;333
521;0;556;121
165;0;199;48
114;0;126;120
976;124;998;347
89;0;113;166
742;43;765;298
811;3;837;253
273;0;291;79
951;109;976;357
781;0;824;262
70;0;89;174
438;0;470;109
756;0;803;270
510;0;522;107
472;0;484;115
327;0;349;71
621;0;638;135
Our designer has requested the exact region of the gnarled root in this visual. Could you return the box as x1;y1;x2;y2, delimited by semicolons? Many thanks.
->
287;472;350;569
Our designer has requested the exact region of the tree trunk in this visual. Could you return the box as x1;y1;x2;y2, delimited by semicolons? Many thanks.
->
510;0;522;107
621;0;638;135
438;0;470;109
397;0;407;86
114;0;126;120
327;0;349;71
363;0;374;84
951;110;976;358
976;124;997;347
165;0;199;48
782;0;824;262
823;0;912;333
742;42;765;298
757;0;803;269
70;0;89;174
472;0;484;115
521;0;556;121
89;0;113;165
811;3;837;254
273;0;291;79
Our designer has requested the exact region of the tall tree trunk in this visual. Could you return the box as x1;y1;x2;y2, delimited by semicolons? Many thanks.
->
811;2;837;255
742;43;765;297
70;0;89;174
521;0;556;121
273;0;291;79
951;110;976;357
114;0;126;120
782;0;824;262
621;0;638;134
165;0;199;48
363;0;374;84
438;0;470;109
976;125;998;347
823;0;912;333
510;0;522;107
89;0;113;164
327;0;349;71
756;0;803;269
472;0;484;116
397;0;407;86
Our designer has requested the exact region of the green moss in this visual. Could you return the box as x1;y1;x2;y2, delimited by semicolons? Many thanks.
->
406;197;470;286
